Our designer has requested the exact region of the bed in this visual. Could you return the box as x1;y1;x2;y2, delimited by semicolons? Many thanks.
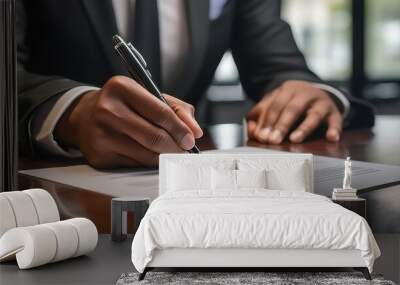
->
131;154;380;280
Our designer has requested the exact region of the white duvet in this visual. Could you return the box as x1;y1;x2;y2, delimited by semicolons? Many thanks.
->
131;190;380;273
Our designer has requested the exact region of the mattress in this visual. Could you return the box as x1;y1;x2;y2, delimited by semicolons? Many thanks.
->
131;190;380;273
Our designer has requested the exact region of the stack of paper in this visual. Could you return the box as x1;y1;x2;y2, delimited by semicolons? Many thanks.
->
0;0;18;192
332;188;358;200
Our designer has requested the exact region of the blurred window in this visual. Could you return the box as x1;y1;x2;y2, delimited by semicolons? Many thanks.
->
282;0;352;81
366;0;400;79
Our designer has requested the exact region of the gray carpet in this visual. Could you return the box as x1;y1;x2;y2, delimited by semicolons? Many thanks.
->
117;272;396;285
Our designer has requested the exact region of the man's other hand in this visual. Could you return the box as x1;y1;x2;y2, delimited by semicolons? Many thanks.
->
247;80;343;144
54;76;203;168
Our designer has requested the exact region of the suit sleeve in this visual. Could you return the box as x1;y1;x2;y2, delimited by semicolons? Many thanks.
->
16;0;86;156
230;0;374;128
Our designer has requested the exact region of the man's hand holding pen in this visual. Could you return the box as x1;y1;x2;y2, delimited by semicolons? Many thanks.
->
54;76;203;168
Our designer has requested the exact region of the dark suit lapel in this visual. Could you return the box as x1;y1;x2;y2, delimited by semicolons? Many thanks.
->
176;0;209;98
80;0;124;74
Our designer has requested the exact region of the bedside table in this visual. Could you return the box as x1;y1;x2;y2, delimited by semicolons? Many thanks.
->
111;197;150;242
332;198;366;218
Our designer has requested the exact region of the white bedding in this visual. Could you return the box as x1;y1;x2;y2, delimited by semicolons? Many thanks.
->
131;190;380;273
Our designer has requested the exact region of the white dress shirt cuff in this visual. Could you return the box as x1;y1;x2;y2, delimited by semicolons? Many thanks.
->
35;86;100;157
311;83;350;118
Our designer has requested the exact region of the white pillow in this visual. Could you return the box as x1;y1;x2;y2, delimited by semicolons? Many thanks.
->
166;159;236;192
211;168;236;190
238;159;309;192
236;169;267;189
268;161;307;191
167;163;211;191
211;169;268;191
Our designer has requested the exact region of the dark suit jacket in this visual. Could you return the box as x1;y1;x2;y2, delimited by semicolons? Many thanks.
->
17;0;374;156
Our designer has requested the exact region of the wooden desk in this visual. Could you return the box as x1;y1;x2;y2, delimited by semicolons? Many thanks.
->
18;115;400;233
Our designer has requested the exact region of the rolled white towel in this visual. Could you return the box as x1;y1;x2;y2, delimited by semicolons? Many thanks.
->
42;221;79;262
0;189;60;238
0;225;57;268
1;191;39;227
0;196;17;237
24;189;60;224
0;218;98;269
65;218;98;257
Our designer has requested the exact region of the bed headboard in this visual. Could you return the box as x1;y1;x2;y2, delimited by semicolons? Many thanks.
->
159;153;313;195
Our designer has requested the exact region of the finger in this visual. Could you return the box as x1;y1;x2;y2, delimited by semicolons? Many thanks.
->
86;126;163;168
83;129;142;169
109;77;195;150
246;120;257;140
289;103;331;143
260;87;295;131
254;107;272;143
269;97;311;144
108;133;165;167
247;89;278;121
123;112;185;153
325;111;342;142
255;89;279;129
249;94;275;143
165;95;203;139
97;100;184;153
247;101;264;121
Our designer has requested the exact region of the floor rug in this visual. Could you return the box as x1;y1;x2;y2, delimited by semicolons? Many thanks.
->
116;271;396;285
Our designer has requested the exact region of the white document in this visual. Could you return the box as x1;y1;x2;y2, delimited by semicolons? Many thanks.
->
19;165;159;200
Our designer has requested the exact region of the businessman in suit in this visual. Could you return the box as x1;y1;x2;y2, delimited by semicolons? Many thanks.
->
17;0;374;168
